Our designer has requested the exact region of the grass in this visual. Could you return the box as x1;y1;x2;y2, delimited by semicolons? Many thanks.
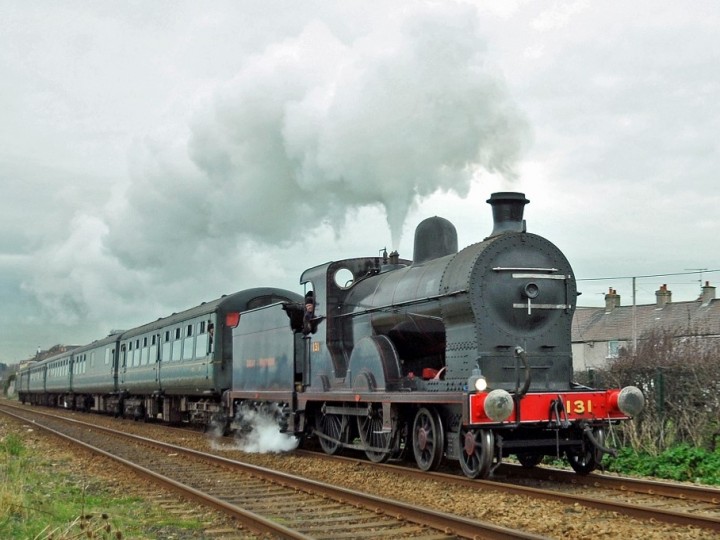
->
0;427;211;539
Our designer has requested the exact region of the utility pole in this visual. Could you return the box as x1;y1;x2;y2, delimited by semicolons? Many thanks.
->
632;277;637;352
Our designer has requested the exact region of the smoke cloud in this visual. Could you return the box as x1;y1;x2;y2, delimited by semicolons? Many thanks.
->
107;3;528;263
21;2;530;334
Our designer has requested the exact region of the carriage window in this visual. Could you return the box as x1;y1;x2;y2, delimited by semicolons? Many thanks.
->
196;322;209;357
183;329;194;360
149;335;158;364
172;330;182;361
165;331;170;342
162;338;171;363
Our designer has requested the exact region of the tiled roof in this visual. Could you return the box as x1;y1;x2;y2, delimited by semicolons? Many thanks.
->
572;298;720;342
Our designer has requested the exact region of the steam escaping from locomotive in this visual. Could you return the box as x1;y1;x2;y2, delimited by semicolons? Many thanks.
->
107;3;530;267
20;2;531;368
210;405;299;454
230;409;299;454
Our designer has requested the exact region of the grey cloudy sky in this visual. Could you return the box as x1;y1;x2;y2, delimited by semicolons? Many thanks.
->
1;1;719;364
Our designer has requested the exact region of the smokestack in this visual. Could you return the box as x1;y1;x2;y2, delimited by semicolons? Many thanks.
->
486;192;529;238
701;281;716;305
656;284;672;307
605;288;620;312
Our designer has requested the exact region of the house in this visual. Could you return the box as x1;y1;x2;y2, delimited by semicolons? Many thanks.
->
572;282;720;372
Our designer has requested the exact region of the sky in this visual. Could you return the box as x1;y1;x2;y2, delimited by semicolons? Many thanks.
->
1;1;719;364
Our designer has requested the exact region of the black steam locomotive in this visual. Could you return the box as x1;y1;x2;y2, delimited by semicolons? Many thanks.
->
19;192;643;479
226;191;643;478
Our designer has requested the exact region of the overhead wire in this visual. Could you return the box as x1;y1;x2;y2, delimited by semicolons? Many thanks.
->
577;269;720;282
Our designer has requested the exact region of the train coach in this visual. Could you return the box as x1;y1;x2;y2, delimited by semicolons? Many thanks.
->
19;288;302;424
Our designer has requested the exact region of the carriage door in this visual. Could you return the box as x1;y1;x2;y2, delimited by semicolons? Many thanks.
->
120;344;127;385
151;333;161;383
159;330;171;391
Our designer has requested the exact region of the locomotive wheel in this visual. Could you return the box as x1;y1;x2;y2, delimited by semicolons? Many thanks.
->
458;428;494;479
357;404;396;463
412;407;444;471
517;452;544;468
316;413;349;455
566;427;605;475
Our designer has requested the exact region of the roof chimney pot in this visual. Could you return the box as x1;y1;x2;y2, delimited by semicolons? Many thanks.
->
605;287;621;312
656;284;672;307
701;281;716;305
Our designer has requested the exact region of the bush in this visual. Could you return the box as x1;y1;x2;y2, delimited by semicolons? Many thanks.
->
579;328;720;455
605;444;720;485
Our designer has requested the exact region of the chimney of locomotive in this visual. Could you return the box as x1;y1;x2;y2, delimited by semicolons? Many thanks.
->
413;216;458;264
486;192;529;237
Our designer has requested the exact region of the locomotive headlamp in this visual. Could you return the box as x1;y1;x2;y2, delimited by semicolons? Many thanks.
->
523;282;539;299
615;386;645;417
467;368;487;392
483;389;514;422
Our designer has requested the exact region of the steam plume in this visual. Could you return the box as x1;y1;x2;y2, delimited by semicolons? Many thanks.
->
23;2;530;330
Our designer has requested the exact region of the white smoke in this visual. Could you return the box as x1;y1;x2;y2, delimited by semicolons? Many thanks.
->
190;6;528;248
106;2;528;266
211;407;299;454
21;1;530;333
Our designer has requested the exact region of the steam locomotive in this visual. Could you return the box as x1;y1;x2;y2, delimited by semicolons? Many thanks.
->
17;192;643;478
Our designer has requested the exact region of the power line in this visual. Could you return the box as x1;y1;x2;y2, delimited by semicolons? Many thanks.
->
577;268;720;282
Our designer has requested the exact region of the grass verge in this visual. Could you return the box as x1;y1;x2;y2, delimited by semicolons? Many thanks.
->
0;422;211;539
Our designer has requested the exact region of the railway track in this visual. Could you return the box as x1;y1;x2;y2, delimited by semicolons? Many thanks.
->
5;400;719;538
496;462;720;505
0;403;545;540
302;452;720;533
